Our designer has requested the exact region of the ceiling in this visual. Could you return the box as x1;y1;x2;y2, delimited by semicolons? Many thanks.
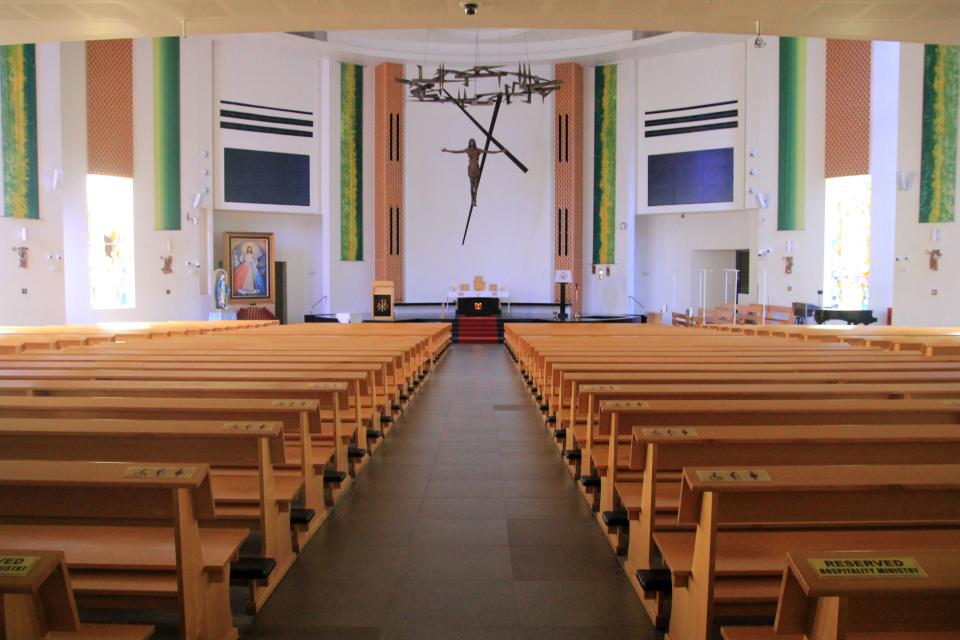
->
1;0;959;46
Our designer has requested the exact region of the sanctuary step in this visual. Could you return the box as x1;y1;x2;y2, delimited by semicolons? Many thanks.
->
453;316;503;344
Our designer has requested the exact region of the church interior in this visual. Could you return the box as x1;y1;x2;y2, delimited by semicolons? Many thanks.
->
2;1;960;639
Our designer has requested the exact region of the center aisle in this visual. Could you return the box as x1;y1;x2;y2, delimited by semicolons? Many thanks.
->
242;343;654;639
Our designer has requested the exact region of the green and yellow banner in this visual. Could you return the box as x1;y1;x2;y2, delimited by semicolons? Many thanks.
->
153;37;180;230
0;44;39;219
593;64;616;265
919;44;959;223
340;63;363;261
778;37;806;231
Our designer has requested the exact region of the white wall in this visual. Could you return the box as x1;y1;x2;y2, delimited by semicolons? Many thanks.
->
213;210;323;321
636;209;758;314
869;40;900;322
754;37;827;309
581;60;638;315
892;43;960;325
320;58;375;315
0;43;66;325
690;250;738;309
636;41;746;215
62;38;211;324
403;64;553;303
212;38;321;214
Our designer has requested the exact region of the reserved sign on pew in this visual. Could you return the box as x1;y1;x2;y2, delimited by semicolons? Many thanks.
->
809;557;927;578
0;554;39;577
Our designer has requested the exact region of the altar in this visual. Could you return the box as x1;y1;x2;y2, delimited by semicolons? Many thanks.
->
456;296;501;316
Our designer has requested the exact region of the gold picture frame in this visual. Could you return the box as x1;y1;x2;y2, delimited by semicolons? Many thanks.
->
224;231;276;303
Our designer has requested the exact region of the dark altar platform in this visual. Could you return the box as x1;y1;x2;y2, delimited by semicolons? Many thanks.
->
456;296;501;316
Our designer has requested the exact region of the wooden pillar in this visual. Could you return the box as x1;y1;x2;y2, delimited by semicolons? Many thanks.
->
375;63;405;301
554;63;584;315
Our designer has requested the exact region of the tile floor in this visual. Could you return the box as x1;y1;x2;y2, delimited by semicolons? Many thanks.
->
241;344;655;639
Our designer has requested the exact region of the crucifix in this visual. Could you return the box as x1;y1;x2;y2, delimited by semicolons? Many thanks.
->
441;92;527;245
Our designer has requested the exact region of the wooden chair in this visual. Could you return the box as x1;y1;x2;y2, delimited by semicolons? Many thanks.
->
0;550;153;639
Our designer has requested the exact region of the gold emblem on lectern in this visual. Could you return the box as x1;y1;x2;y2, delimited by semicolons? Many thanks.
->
377;299;389;313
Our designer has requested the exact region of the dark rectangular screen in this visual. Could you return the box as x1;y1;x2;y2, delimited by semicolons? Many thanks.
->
224;148;309;206
647;147;734;207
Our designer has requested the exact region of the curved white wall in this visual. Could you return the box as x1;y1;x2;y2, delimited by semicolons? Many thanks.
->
403;67;554;303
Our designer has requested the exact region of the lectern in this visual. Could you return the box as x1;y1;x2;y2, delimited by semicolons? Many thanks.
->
372;280;395;321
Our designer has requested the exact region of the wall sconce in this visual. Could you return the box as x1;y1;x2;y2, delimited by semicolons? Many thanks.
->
161;255;174;274
749;186;769;209
784;256;794;274
46;254;63;271
927;249;942;271
592;264;611;280
896;171;914;191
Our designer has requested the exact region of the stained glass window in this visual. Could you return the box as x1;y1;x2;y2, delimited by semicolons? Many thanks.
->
823;175;871;310
87;174;136;309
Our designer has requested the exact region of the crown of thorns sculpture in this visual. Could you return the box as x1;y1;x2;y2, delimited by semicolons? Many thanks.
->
397;63;561;106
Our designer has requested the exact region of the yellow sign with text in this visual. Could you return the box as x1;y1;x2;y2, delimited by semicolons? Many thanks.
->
0;555;40;577
809;557;927;579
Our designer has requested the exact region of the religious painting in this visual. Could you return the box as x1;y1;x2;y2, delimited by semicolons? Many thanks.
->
224;232;275;303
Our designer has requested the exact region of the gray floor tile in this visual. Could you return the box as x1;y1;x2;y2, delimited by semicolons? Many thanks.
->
410;518;510;547
386;580;518;627
400;545;513;581
510;545;622;581
514;581;650;627
426;479;504;497
419;497;507;519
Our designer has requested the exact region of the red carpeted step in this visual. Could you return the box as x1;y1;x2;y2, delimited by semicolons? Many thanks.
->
453;316;503;344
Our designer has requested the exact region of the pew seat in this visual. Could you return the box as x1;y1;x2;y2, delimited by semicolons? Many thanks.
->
722;549;960;640
0;549;154;639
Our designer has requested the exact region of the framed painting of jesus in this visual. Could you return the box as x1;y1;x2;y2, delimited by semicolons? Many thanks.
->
224;231;276;303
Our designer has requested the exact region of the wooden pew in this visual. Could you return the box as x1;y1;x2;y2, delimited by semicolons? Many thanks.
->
597;398;960;521
0;460;246;640
661;464;960;640
0;418;292;613
0;367;373;461
569;382;960;496
722;548;960;640
0;394;339;547
618;424;960;626
559;369;960;434
0;550;153;639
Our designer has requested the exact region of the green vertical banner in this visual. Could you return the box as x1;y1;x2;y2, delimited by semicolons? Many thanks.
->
778;37;807;231
340;62;363;261
593;64;616;265
919;44;960;223
0;44;39;219
153;37;180;230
